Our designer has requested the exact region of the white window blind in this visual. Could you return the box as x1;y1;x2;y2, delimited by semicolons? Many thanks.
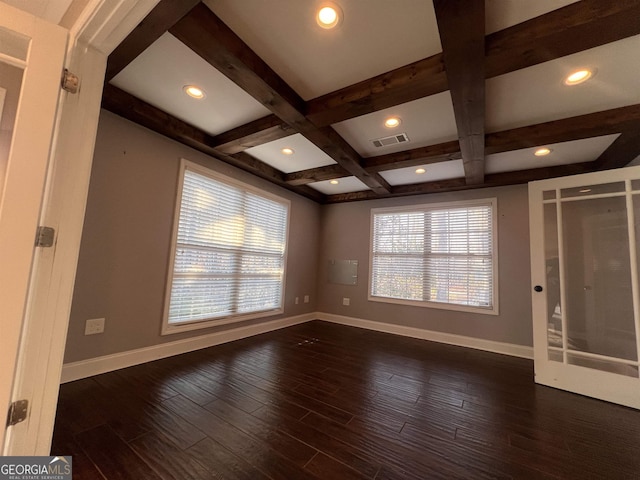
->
165;163;289;330
370;200;496;312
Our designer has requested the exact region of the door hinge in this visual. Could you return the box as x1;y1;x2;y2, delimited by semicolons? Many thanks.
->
61;68;80;94
35;226;56;247
6;400;28;427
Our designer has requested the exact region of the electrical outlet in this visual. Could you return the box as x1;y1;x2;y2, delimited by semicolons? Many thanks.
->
304;295;310;303
295;297;299;305
85;318;105;335
342;297;350;306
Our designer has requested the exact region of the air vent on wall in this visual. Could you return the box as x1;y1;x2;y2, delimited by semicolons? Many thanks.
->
372;133;410;148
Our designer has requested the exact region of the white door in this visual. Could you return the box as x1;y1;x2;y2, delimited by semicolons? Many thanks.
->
1;0;161;455
0;3;68;452
529;166;640;409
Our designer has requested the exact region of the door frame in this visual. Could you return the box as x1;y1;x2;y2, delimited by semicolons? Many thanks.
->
529;165;640;410
1;0;159;455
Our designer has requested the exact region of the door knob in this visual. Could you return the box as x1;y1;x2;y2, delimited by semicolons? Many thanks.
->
534;285;543;292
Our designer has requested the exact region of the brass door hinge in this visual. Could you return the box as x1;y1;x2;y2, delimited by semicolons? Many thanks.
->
6;400;28;427
61;68;79;94
35;226;55;247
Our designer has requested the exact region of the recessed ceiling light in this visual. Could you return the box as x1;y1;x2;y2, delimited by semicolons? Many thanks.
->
579;188;592;193
534;147;552;156
384;117;401;128
564;69;593;86
183;85;205;99
317;4;342;29
281;147;294;155
330;179;339;185
415;168;426;174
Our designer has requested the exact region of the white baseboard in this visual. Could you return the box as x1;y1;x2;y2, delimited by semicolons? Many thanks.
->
60;313;315;383
316;313;533;359
61;311;532;383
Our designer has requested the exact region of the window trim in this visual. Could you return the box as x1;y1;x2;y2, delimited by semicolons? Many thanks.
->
162;159;290;335
368;198;499;315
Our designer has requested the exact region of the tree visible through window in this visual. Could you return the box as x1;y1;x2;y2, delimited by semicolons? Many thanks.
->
163;160;289;333
370;199;497;313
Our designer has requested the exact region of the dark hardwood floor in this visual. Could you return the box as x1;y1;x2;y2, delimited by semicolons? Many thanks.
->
51;321;640;479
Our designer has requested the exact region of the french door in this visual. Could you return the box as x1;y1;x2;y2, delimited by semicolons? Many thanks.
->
0;3;67;452
529;166;640;409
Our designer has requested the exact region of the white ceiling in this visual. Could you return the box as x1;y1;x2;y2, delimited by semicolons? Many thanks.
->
309;176;369;195
332;91;458;158
486;35;640;132
111;33;271;135
102;1;640;196
245;133;337;173
381;160;465;186
484;0;581;34
204;0;442;100
485;134;621;174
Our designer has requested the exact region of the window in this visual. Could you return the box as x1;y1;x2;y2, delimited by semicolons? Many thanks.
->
370;199;498;314
163;160;289;334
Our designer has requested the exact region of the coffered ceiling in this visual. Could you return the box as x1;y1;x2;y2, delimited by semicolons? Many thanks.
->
102;0;640;203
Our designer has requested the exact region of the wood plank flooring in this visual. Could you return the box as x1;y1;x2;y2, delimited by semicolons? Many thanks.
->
51;321;640;479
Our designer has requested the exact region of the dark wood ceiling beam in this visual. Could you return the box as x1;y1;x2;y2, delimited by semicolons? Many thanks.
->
307;126;392;192
284;141;461;184
485;0;640;78
169;3;390;195
285;164;350;186
363;141;461;173
102;83;211;150
434;0;485;185
211;115;293;154
286;104;640;184
482;162;595;187
305;54;447;127
486;104;640;155
304;0;640;128
105;0;201;82
101;85;325;203
594;130;640;171
324;162;596;203
169;4;306;126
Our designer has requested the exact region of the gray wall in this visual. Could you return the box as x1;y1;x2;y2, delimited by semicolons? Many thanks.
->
65;110;533;364
317;185;533;347
64;111;321;363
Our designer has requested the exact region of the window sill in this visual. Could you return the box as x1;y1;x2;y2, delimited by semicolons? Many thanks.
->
368;295;499;316
161;308;284;335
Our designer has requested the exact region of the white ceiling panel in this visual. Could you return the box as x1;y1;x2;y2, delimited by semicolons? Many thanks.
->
245;133;337;174
485;0;580;34
332;92;458;157
486;35;640;132
485;134;620;174
204;0;441;100
110;33;271;135
309;176;369;195
380;160;465;186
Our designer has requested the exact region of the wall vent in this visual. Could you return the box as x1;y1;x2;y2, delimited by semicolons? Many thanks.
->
371;133;410;148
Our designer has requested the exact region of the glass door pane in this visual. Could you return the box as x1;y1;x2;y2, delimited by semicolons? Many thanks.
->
561;195;638;375
543;201;563;361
